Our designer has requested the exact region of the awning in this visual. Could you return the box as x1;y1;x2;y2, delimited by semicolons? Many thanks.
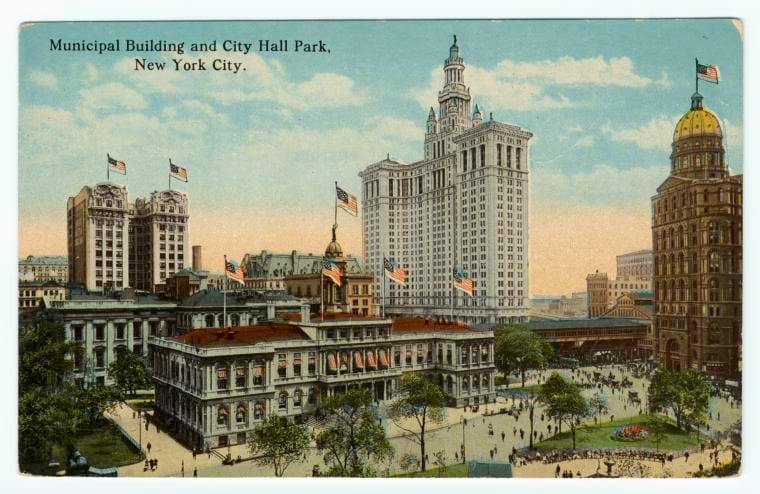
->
354;352;365;369
327;353;337;371
217;368;228;379
379;350;388;367
366;351;377;368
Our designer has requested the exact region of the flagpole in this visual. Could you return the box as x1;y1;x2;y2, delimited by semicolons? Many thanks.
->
321;257;325;321
695;58;699;94
333;181;338;232
381;255;385;319
107;154;110;181
223;255;227;328
169;159;172;190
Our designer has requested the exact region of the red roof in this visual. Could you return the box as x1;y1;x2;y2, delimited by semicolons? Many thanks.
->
173;323;310;348
391;317;474;333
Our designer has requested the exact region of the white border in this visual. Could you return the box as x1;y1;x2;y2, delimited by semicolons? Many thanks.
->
1;1;757;493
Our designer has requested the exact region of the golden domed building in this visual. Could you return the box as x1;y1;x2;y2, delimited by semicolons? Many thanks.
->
652;91;742;377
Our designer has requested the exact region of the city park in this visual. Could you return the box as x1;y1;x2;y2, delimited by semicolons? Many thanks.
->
19;321;741;478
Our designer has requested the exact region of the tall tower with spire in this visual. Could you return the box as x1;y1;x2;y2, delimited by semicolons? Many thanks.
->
360;37;533;325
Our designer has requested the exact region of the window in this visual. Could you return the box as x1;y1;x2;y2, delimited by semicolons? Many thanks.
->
308;352;316;375
278;354;287;378
217;406;229;426
116;324;125;340
236;367;247;388
308;388;316;404
217;367;229;389
95;325;105;341
254;363;264;386
293;353;302;376
236;404;247;424
133;321;141;339
294;389;303;407
278;392;288;410
254;403;264;420
95;348;105;368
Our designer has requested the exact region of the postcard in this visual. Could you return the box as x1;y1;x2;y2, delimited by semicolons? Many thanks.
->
17;19;742;479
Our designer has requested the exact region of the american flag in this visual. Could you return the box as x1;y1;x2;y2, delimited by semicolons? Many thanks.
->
107;154;126;174
322;258;342;286
170;161;188;182
697;63;720;84
384;257;406;286
336;185;358;216
453;267;473;296
225;258;245;285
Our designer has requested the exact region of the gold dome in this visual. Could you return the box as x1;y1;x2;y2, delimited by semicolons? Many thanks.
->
673;92;722;141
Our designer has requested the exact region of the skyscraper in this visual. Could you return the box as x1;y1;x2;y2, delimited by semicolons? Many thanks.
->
67;183;130;291
652;90;742;377
129;189;190;292
360;37;533;325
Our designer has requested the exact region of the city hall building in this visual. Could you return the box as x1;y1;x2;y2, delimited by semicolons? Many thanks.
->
150;311;496;450
359;38;532;325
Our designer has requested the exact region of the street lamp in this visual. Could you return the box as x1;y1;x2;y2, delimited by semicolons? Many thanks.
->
460;415;466;464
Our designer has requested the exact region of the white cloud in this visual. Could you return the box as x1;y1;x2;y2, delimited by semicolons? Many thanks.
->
29;70;58;89
575;135;595;148
79;82;147;111
493;56;656;87
602;115;679;151
533;163;669;206
722;119;743;146
366;116;423;141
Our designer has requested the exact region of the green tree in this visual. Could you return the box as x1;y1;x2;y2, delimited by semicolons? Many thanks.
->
18;387;79;472
316;388;392;476
494;325;553;388
74;384;121;423
107;351;149;399
19;321;76;392
388;372;445;472
588;393;609;426
648;368;710;430
248;416;310;477
647;412;669;452
540;372;589;449
515;388;543;449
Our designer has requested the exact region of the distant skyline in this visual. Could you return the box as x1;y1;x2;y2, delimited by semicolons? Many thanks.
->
18;20;743;295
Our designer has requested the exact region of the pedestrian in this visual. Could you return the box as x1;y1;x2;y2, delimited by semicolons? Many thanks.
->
133;411;136;419
555;464;561;478
147;442;152;454
501;431;506;441
490;449;494;460
193;467;198;477
155;458;159;470
146;421;149;431
699;463;703;472
193;448;197;460
181;460;185;477
520;429;524;440
685;452;690;462
576;470;581;478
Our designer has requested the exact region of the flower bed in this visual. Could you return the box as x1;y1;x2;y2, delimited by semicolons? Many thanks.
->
611;424;649;442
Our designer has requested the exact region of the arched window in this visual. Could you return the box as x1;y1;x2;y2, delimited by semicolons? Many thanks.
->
217;405;229;426
205;314;215;327
278;391;288;410
308;387;316;405
462;376;470;393
94;347;106;368
294;389;303;407
482;373;490;391
230;313;240;326
709;279;720;302
218;314;225;327
709;252;721;273
254;402;265;420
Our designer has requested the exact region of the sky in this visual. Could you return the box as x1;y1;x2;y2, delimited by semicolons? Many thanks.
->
18;19;743;296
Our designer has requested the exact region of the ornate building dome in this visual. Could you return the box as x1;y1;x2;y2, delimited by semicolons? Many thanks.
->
669;92;727;179
325;224;343;258
673;92;723;141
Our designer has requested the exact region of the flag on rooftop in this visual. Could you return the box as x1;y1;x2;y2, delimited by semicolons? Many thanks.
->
697;62;720;84
384;257;406;286
322;258;342;286
453;267;473;296
170;161;188;182
107;154;126;174
336;184;358;216
224;257;245;284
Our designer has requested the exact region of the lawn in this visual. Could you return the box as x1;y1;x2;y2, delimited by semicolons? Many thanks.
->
503;384;543;394
396;462;469;477
51;420;142;469
534;415;703;452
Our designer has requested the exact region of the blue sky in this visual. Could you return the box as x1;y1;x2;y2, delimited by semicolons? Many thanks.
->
18;19;743;294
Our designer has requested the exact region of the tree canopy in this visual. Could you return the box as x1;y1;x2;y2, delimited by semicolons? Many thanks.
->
539;372;589;449
107;350;149;399
494;325;553;387
316;388;392;476
648;368;710;430
387;373;445;472
248;416;311;477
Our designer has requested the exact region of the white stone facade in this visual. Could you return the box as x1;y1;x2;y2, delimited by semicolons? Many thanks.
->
359;38;532;325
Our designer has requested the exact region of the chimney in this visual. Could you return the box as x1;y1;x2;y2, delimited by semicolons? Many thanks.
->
301;303;311;323
192;245;203;271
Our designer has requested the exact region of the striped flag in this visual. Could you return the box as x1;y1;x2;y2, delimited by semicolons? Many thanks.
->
453;267;473;296
384;257;406;286
170;161;188;182
697;62;720;84
107;154;126;174
322;258;342;286
336;185;358;216
225;257;245;285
